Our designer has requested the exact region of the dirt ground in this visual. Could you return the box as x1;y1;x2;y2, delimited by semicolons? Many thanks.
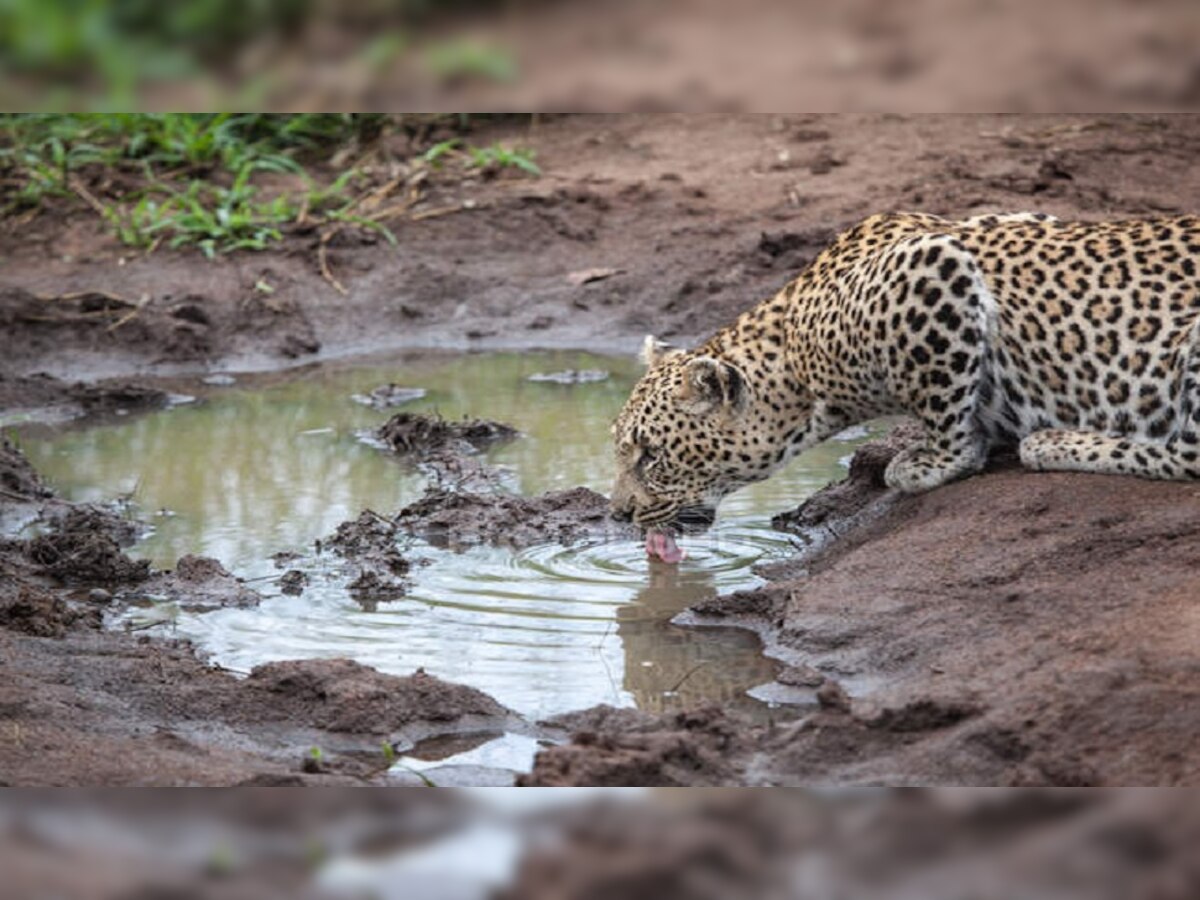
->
2;113;1199;785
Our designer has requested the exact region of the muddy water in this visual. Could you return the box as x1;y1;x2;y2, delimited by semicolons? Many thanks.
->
20;351;880;720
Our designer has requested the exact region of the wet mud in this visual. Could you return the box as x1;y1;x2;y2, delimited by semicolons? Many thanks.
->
395;485;629;551
375;411;519;458
325;509;414;603
0;437;51;499
0;372;172;424
372;411;520;490
24;505;150;585
134;554;263;612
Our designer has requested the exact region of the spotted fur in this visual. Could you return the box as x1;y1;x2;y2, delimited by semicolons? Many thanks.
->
611;212;1200;529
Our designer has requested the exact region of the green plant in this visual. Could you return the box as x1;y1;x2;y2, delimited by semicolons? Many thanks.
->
466;142;541;176
308;746;323;763
421;138;461;168
380;740;396;765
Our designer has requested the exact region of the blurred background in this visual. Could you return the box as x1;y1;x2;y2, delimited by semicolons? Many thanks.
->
2;788;1198;899
2;0;1199;111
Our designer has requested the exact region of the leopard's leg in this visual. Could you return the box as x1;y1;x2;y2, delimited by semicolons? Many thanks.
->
1020;320;1200;480
1018;430;1197;478
876;233;992;493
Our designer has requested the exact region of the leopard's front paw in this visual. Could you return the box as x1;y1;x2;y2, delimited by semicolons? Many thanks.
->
884;446;977;493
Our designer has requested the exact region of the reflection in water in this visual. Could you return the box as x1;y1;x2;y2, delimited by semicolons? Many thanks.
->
19;351;881;719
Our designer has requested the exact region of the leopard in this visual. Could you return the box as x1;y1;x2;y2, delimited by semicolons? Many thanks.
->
610;212;1200;553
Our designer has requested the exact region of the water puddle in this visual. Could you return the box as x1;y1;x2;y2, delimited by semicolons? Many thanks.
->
17;350;882;720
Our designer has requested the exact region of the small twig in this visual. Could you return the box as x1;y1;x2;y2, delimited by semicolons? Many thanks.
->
366;197;419;222
352;175;406;215
106;293;151;332
294;192;311;226
318;229;348;295
0;487;36;502
67;176;109;219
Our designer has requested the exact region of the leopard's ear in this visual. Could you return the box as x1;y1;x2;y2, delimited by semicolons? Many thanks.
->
640;335;680;368
678;356;748;416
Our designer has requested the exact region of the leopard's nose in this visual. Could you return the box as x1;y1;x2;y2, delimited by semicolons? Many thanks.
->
609;503;634;523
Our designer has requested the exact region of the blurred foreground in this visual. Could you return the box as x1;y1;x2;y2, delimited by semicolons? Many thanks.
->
3;0;1199;110
2;789;1197;899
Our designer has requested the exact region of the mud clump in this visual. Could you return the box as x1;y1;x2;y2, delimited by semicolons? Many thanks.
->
519;707;744;787
375;412;517;457
0;438;52;500
137;554;260;611
373;412;519;492
396;486;629;550
347;569;407;604
241;659;510;734
26;506;150;585
278;569;308;596
325;510;411;601
0;584;77;637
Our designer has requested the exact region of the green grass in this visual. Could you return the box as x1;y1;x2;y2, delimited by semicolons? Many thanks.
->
467;142;541;176
0;113;539;259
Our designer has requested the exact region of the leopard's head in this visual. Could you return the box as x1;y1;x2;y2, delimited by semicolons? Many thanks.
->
610;335;812;532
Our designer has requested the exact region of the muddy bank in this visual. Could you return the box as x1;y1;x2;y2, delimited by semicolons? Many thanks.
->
6;115;1200;382
524;436;1200;786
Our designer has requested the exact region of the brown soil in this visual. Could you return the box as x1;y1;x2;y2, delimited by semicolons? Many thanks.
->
4;113;1200;786
6;115;1199;383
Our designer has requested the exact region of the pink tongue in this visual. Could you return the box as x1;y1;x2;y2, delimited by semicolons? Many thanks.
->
645;529;686;564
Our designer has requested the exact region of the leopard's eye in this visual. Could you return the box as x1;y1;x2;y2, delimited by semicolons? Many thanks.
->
637;446;660;471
